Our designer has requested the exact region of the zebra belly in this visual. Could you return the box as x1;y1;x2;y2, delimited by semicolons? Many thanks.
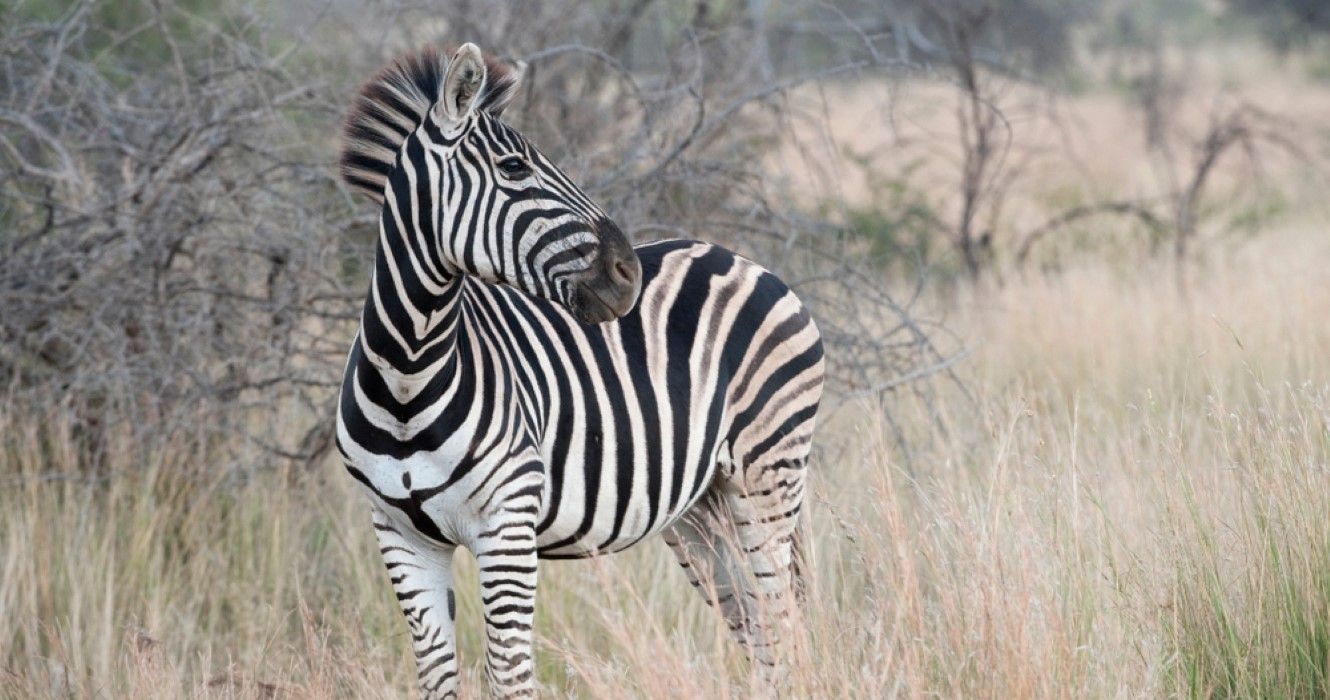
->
341;438;720;557
531;430;730;559
341;450;717;559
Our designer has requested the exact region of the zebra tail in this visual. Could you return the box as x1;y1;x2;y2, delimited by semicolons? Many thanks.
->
789;515;809;608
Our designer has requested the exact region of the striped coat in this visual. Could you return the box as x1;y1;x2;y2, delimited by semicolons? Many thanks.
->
335;42;823;699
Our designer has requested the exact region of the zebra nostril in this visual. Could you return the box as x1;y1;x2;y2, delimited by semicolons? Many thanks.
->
611;259;635;286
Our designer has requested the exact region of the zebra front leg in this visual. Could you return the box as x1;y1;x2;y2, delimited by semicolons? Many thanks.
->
473;517;539;697
372;506;460;700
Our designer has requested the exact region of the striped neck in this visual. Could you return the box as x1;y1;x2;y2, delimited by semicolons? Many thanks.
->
357;187;465;376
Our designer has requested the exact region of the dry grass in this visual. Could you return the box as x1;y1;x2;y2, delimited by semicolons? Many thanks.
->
4;218;1330;697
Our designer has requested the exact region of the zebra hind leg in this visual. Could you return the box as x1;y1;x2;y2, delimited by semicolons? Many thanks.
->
725;456;807;677
664;459;807;679
663;496;750;645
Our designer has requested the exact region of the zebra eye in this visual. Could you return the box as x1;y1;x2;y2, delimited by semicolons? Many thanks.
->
497;156;532;179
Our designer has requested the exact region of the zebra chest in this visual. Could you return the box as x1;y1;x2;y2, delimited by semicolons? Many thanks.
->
337;367;539;547
341;435;540;548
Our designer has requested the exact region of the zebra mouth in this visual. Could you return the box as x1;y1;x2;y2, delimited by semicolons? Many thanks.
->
571;281;633;324
572;286;614;324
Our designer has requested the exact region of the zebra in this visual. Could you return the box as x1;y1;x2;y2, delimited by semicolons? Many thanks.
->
335;42;824;698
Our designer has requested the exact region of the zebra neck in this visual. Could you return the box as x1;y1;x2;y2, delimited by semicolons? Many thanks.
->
358;240;466;377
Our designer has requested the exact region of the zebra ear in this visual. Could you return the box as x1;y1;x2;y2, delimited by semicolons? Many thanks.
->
436;43;487;124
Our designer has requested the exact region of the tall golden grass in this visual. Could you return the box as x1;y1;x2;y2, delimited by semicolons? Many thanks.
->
4;220;1329;698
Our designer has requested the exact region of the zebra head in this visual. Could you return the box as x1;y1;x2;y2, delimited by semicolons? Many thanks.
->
352;43;642;325
428;44;641;323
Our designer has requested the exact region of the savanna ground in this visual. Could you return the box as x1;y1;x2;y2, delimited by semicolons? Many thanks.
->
5;25;1330;700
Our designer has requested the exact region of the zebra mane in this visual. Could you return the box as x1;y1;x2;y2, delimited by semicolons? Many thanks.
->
340;45;521;203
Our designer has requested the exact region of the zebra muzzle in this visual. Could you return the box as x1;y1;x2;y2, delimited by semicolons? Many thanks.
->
569;220;641;324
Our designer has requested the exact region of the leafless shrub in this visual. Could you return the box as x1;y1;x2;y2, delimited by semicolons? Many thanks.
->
1170;102;1306;268
839;0;1098;279
1015;51;1318;282
0;2;359;464
1015;200;1168;267
886;1;1014;278
0;1;959;468
1010;10;1329;279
